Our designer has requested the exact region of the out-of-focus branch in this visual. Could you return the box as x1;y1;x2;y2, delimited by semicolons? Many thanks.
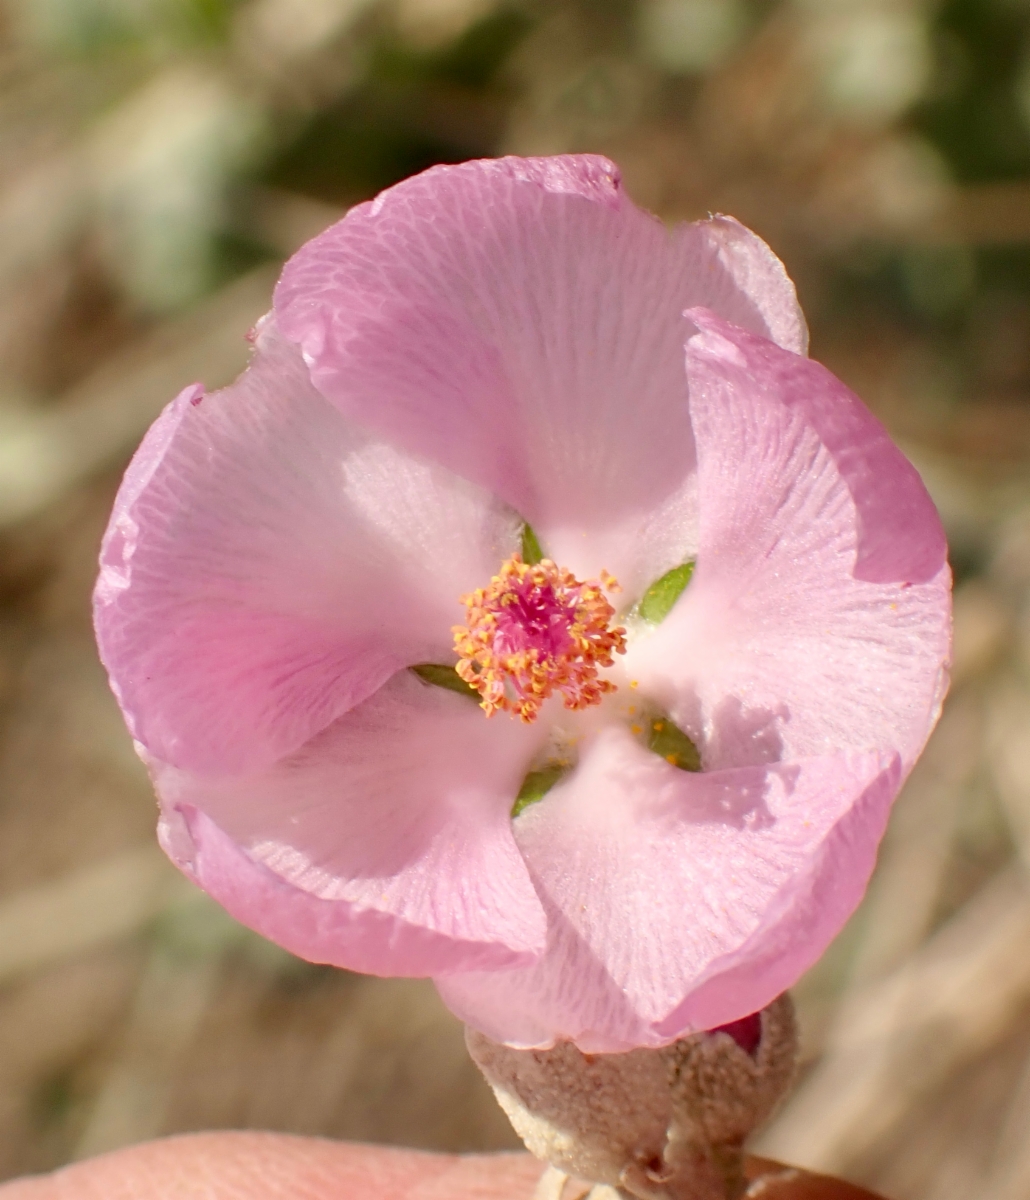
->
0;846;192;986
756;866;1030;1175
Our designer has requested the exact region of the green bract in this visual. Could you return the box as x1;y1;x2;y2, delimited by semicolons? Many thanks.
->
638;561;694;624
521;523;544;565
411;662;478;699
511;763;570;817
647;716;702;772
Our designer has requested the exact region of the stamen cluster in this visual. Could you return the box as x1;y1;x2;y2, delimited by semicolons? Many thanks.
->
453;554;627;723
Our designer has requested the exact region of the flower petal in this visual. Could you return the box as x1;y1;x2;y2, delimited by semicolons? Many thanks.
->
677;214;808;357
153;671;547;975
274;156;806;559
628;310;951;770
436;726;897;1050
94;318;519;777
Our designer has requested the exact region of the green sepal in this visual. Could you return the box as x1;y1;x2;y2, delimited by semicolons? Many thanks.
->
411;663;479;700
512;763;569;817
521;523;544;565
647;717;702;772
638;561;695;624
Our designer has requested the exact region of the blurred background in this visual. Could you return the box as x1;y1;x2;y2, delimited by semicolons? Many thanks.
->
0;0;1027;1196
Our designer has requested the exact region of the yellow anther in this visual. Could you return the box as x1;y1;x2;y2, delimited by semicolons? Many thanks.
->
453;552;627;723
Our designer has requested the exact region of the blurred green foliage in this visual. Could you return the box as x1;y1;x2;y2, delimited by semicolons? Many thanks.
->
918;0;1030;184
22;0;242;54
266;7;534;203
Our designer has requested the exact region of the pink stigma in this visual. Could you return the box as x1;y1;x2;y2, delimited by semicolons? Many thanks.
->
453;554;627;723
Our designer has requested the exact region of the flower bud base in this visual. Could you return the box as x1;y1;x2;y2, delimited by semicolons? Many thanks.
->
466;995;797;1200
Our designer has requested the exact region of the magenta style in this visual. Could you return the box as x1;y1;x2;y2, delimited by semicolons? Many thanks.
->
93;155;952;1052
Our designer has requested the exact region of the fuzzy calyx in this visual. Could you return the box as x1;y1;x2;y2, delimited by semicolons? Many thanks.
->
466;995;797;1200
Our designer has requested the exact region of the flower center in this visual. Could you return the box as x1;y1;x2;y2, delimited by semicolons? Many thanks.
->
453;554;627;723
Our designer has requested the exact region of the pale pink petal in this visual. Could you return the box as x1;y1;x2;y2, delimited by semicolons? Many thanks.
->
436;726;897;1050
94;318;520;777
676;215;808;357
541;471;700;611
274;156;805;574
153;671;547;974
627;310;951;771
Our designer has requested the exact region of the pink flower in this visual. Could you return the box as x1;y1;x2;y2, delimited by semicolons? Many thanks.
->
94;155;951;1052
